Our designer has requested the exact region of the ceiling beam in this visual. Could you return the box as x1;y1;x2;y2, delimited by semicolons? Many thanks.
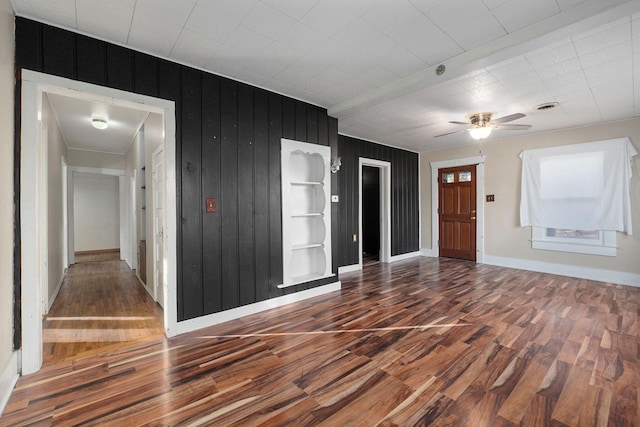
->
328;0;640;119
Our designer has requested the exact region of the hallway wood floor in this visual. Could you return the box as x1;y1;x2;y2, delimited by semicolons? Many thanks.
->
2;257;638;426
42;252;164;363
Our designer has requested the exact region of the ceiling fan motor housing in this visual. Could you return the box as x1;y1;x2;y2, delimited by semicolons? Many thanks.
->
467;112;493;127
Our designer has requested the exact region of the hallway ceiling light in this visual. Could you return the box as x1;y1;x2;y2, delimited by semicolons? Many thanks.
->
92;118;108;130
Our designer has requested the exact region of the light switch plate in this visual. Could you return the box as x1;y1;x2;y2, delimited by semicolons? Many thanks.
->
331;195;339;203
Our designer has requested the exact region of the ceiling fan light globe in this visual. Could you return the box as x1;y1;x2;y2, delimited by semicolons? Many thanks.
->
469;126;492;140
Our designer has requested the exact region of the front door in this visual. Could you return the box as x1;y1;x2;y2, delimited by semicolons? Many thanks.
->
438;165;476;261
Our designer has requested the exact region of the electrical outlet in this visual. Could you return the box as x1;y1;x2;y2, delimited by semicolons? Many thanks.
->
353;234;357;242
486;194;495;202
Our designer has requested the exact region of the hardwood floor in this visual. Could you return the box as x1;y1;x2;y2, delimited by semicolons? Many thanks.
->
2;257;638;426
42;252;164;363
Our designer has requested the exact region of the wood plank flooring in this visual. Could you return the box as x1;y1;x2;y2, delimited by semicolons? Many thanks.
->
2;257;639;426
42;253;164;363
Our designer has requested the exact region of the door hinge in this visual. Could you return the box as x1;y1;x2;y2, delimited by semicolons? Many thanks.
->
437;240;440;246
437;208;440;214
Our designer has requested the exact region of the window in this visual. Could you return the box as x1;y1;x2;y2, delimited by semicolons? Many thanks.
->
520;137;637;256
531;227;617;256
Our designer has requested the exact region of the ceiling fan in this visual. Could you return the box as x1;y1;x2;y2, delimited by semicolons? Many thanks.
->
434;112;532;140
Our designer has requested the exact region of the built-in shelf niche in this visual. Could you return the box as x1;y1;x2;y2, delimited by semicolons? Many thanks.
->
280;138;332;288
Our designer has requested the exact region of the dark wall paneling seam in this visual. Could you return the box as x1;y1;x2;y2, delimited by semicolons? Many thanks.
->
336;135;419;267
14;17;338;323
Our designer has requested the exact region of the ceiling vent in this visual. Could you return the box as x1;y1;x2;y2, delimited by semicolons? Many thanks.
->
535;102;559;111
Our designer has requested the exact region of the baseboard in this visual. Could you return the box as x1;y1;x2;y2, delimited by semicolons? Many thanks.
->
74;248;119;256
420;248;436;257
0;351;19;417
48;274;65;312
389;251;421;262
135;272;154;299
338;264;361;274
176;281;342;335
484;255;640;288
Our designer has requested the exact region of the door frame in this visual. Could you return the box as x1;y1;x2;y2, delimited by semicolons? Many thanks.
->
358;158;391;267
19;70;177;374
430;156;485;263
151;146;165;307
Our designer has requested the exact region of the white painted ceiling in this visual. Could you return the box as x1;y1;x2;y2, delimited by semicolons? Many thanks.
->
46;93;149;155
12;0;640;153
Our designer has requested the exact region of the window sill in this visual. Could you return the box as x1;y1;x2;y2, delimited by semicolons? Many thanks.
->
531;240;617;256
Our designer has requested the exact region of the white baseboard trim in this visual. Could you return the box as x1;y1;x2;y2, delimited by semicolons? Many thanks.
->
484;255;640;288
0;351;19;417
338;264;361;274
136;273;154;299
176;281;342;335
420;248;436;257
48;274;65;312
389;251;421;262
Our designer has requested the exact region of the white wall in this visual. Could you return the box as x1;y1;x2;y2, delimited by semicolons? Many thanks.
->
420;118;640;280
67;148;125;169
73;174;120;252
0;0;16;415
41;94;68;303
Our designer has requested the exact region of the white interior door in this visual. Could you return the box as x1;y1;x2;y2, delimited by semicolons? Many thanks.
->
152;147;165;307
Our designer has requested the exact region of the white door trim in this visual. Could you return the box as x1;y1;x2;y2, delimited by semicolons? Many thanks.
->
430;156;485;263
20;69;177;375
152;146;164;306
358;158;391;268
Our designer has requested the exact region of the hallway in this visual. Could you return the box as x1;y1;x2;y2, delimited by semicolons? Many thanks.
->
42;252;164;364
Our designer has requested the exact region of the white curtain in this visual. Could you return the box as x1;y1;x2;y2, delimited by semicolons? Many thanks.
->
520;137;637;234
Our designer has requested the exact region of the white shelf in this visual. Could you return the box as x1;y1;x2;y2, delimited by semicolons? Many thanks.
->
281;138;332;288
290;181;323;186
292;243;323;250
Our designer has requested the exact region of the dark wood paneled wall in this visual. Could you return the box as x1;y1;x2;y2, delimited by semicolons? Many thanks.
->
14;17;338;322
337;135;419;266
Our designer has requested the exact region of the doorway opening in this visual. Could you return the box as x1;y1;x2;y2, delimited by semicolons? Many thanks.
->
19;70;177;374
362;166;381;266
358;158;391;268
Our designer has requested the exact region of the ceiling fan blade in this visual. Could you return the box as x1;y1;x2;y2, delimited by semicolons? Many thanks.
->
492;113;525;124
496;124;532;130
448;121;471;125
434;129;467;138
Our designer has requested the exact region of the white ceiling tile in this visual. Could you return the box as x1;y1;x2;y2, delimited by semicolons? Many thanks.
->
455;71;497;91
225;25;274;52
183;3;240;43
242;42;303;78
499;70;543;90
241;2;297;40
535;58;583;80
134;0;195;26
487;57;535;80
196;0;259;22
425;0;506;50
491;0;559;33
362;0;420;34
171;30;224;68
557;0;591;11
572;18;631;55
579;40;632;68
526;40;576;69
300;0;361;36
262;0;320;20
388;15;463;65
76;0;134;44
13;0;77;28
128;13;183;57
274;23;331;54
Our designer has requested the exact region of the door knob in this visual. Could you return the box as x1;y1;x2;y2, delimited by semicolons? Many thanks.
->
470;217;476;220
